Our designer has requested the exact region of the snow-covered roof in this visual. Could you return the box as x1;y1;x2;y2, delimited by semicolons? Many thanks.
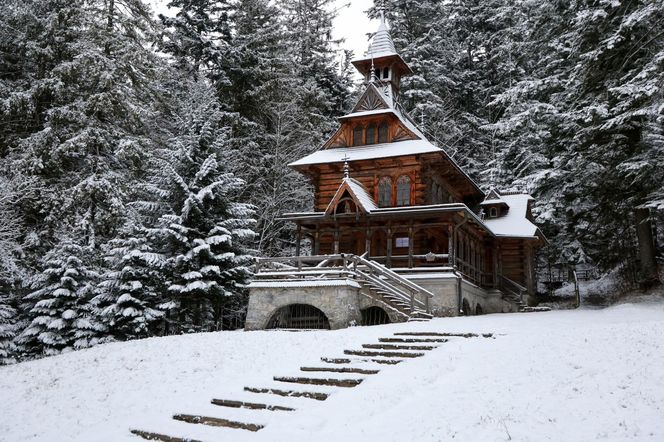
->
289;140;442;167
480;198;508;206
248;279;361;289
338;109;393;120
346;178;378;211
483;193;540;238
365;20;397;59
325;177;378;214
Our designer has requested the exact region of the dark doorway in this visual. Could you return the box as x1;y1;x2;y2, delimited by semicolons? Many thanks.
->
267;304;331;330
475;304;484;315
462;299;472;316
361;306;391;326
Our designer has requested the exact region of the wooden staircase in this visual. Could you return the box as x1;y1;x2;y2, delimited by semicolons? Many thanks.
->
254;253;434;322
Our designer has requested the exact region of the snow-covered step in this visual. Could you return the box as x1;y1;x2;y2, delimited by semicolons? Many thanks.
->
300;366;380;375
344;349;425;358
172;413;263;432
273;376;363;388
394;332;493;338
130;414;251;442
244;386;329;401
320;356;403;365
210;398;295;412
379;337;448;343
362;343;438;351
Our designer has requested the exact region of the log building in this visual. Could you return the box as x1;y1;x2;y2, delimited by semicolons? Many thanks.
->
246;16;545;330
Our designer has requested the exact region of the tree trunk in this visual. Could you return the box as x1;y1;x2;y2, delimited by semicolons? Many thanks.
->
635;208;659;284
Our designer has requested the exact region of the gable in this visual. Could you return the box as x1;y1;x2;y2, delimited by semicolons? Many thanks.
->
352;84;390;113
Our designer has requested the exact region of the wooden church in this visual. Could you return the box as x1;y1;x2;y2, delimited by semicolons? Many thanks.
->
245;15;545;330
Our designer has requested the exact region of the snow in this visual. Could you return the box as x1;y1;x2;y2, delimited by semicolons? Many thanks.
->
345;178;378;212
2;299;664;442
483;193;541;238
289;140;442;167
248;279;362;289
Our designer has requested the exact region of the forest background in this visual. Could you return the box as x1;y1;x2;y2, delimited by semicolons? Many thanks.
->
0;0;662;363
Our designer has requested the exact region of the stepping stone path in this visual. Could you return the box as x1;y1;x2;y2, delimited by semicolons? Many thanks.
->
130;331;494;441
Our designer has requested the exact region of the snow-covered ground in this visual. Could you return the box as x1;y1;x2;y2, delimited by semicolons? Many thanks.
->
2;295;664;442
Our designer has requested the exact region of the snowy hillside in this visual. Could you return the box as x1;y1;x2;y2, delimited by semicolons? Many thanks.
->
2;296;664;442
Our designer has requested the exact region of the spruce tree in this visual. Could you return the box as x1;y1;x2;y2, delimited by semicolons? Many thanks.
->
94;232;166;340
0;293;17;365
17;242;105;356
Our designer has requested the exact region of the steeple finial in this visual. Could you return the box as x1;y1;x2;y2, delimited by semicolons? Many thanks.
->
342;154;351;179
378;0;386;24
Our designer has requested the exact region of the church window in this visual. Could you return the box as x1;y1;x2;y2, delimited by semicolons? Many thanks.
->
353;126;364;146
396;175;411;206
383;67;389;79
378;177;392;207
378;122;388;143
366;125;376;144
489;207;498;218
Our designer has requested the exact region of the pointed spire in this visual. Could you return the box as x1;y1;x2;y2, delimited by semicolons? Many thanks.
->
366;2;397;58
342;154;351;179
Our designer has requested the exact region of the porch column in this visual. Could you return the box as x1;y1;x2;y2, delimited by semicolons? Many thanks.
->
295;224;302;257
448;224;455;267
313;227;320;255
493;245;499;287
525;244;534;296
407;226;414;268
365;227;371;257
386;227;393;268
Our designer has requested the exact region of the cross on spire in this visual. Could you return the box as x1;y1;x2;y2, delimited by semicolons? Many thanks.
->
378;0;386;23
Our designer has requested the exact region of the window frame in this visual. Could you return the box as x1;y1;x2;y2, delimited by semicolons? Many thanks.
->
378;176;393;208
396;175;411;206
378;121;388;143
353;125;364;146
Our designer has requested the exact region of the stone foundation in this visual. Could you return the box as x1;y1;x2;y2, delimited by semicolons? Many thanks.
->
245;273;520;330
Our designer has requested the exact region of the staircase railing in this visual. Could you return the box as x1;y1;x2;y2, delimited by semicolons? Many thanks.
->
343;253;434;314
253;254;434;315
500;276;527;305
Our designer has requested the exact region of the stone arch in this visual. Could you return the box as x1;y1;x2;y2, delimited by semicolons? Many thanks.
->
266;304;330;330
361;306;391;326
475;304;483;315
462;298;472;316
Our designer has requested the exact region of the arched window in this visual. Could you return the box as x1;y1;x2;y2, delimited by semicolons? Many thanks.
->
353;126;364;146
378;122;388;143
396;175;411;206
489;207;498;218
383;67;389;79
366;125;376;145
378;177;392;207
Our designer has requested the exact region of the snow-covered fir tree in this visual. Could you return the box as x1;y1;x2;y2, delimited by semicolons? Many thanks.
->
0;293;17;365
17;242;105;356
94;231;166;340
154;83;256;332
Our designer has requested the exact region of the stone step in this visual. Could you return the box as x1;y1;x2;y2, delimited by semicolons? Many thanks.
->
362;343;437;351
244;386;328;401
301;366;380;375
344;349;425;358
273;376;363;388
394;332;494;338
172;414;264;432
321;357;402;365
130;429;202;442
380;337;448;343
211;398;295;412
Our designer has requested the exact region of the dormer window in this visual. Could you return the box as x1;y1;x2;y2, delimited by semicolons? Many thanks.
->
366;125;376;145
378;122;388;143
353;126;364;146
489;207;498;218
